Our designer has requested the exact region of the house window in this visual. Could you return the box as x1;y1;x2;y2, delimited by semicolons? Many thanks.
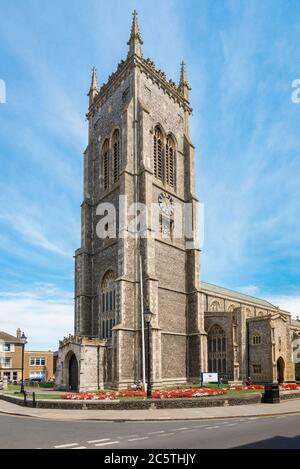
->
1;357;11;368
253;364;262;374
112;129;120;183
3;343;11;352
154;126;163;181
252;334;261;345
13;372;17;381
30;357;46;366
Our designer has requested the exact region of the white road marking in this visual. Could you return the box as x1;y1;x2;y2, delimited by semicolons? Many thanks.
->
128;437;149;442
54;443;79;448
205;426;220;429
95;441;120;447
87;438;110;444
173;427;189;431
158;432;175;437
73;446;87;449
118;434;140;439
147;430;165;435
226;423;238;426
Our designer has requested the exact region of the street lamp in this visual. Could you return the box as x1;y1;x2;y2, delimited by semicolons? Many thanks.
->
144;306;153;398
20;332;27;394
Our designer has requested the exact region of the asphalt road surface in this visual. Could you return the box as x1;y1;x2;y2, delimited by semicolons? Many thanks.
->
1;413;300;449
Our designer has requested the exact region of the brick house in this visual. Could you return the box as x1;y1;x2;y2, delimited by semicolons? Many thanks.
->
0;329;23;383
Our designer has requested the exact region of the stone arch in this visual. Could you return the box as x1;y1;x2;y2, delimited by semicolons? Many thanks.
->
227;304;236;312
277;356;285;383
211;300;221;312
64;350;79;392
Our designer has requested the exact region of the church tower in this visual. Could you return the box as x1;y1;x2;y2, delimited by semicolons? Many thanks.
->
57;11;207;391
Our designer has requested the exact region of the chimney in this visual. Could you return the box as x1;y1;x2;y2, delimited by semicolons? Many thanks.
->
16;328;21;339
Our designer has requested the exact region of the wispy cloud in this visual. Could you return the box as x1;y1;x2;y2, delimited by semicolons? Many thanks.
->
0;283;73;350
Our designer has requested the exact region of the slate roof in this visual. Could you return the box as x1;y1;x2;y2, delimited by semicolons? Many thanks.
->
0;331;22;343
201;281;277;310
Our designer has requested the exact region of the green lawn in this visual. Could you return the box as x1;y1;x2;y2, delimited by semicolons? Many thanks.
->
2;382;264;400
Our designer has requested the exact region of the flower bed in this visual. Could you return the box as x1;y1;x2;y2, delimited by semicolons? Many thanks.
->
152;388;227;399
280;384;300;391
230;384;300;391
229;385;264;391
61;387;227;400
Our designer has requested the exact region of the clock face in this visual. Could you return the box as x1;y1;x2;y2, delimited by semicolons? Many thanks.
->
158;192;174;216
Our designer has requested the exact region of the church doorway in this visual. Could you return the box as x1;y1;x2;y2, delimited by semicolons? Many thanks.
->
68;354;79;391
277;357;285;384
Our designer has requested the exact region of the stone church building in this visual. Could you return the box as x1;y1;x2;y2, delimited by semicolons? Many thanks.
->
55;11;300;391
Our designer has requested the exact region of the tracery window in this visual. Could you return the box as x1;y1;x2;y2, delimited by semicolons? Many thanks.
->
112;129;120;183
208;325;227;374
165;136;175;187
100;271;117;339
154;126;163;181
252;334;261;345
102;139;109;190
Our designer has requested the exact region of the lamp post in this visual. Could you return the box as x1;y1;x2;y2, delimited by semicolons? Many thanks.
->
20;332;27;394
143;306;153;398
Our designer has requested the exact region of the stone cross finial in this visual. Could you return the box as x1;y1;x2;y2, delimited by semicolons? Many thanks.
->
127;10;143;58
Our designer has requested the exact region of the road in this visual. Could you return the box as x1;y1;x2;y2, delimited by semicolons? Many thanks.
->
1;413;300;449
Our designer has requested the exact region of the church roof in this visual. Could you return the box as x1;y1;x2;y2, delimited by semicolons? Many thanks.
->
0;331;22;343
201;281;277;310
291;319;300;329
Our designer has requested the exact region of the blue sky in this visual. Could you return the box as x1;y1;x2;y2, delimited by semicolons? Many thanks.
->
0;0;300;349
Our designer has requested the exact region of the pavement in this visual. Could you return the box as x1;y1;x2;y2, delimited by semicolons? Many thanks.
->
1;396;300;421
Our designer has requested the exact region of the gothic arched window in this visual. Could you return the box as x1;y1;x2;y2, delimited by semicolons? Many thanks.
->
100;271;117;339
154;126;163;181
112;129;120;183
102;139;109;190
208;324;227;374
165;136;175;187
252;334;261;345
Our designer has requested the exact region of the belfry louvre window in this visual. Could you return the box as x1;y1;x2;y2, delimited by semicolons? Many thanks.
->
154;126;163;181
102;139;109;190
165;136;175;187
112;129;120;183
